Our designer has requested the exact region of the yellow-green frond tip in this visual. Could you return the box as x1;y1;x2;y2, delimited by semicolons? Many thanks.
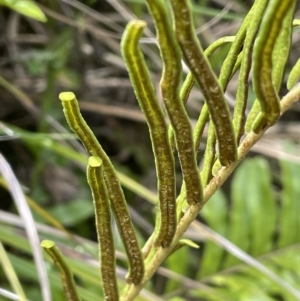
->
59;92;76;102
41;240;55;249
88;156;102;167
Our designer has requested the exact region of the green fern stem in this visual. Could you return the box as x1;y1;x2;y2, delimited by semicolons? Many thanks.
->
252;0;296;133
233;0;268;142
218;4;254;91
176;37;236;214
169;36;236;150
145;0;203;206
247;1;296;133
200;123;216;186
272;2;295;90
169;0;237;166
121;20;176;248
287;58;300;90
41;240;81;301
87;156;119;300
59;92;144;285
121;84;300;301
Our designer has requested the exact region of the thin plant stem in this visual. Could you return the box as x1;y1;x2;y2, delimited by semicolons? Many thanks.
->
121;84;300;301
41;240;81;301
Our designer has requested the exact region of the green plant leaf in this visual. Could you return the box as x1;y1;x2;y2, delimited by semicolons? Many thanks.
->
0;0;47;22
222;165;250;268
188;153;300;300
244;158;276;256
277;144;300;248
197;189;228;278
223;157;276;268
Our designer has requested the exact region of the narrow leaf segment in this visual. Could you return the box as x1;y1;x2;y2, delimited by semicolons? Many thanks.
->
41;240;81;301
87;156;119;300
170;36;235;150
233;0;268;142
121;20;176;248
145;0;203;205
246;2;295;134
59;92;144;285
287;58;300;90
192;36;235;153
219;5;254;91
252;0;296;133
169;0;237;166
200;124;216;186
272;1;295;91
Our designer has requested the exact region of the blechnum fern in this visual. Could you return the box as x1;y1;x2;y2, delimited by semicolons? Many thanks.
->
41;0;300;300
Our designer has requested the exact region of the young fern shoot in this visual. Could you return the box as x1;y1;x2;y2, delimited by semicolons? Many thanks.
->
287;58;300;90
121;21;177;248
145;0;203;206
45;1;300;300
169;0;238;166
59;92;144;285
218;5;254;91
41;240;81;301
252;0;297;133
87;156;119;300
232;0;268;143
